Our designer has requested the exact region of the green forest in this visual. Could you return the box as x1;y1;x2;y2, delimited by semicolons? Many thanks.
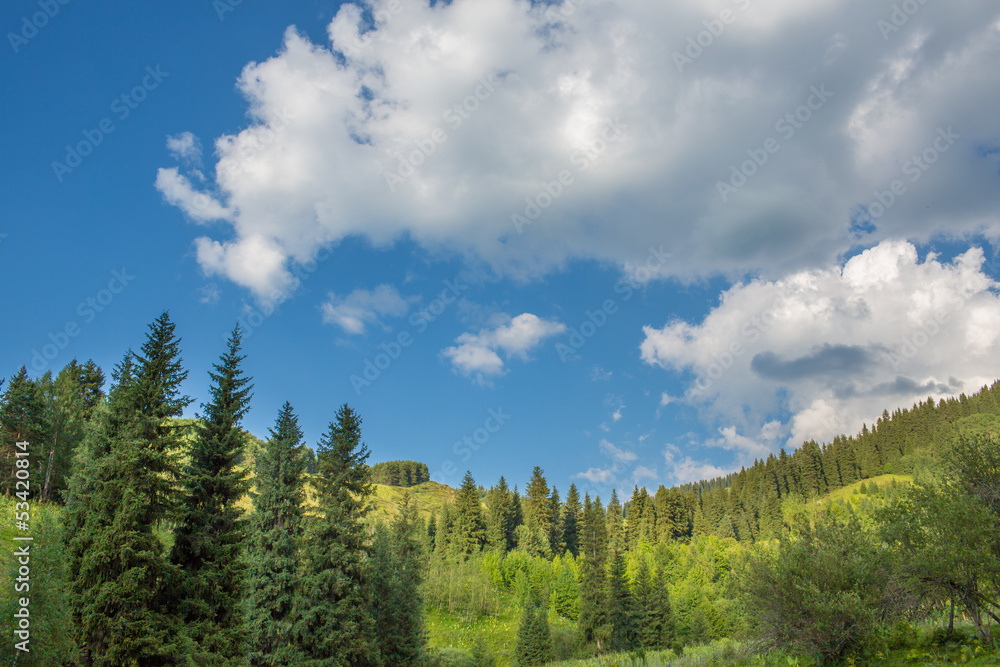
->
2;312;1000;666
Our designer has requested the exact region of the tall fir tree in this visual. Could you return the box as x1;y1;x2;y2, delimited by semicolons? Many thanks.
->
452;470;487;558
562;483;582;557
606;548;638;652
64;312;191;666
577;493;608;649
515;599;553;667
548;486;564;555
0;366;48;497
524;466;552;541
485;475;517;552
606;489;625;554
170;326;254;664
294;404;377;666
369;493;427;666
246;402;307;667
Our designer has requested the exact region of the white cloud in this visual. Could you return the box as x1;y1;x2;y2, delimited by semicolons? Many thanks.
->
663;444;734;485
166;131;202;163
155;0;1000;298
599;439;637;464
633;465;658;483
642;239;1000;451
321;284;414;334
442;312;565;382
659;392;675;406
576;467;617;484
198;283;221;305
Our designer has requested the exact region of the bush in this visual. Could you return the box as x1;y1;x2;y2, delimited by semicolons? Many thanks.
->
737;512;911;663
429;647;476;667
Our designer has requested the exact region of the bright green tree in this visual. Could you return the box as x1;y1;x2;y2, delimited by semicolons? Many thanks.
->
451;470;487;558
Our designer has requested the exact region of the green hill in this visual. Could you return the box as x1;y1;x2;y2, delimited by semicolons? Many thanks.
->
369;480;456;524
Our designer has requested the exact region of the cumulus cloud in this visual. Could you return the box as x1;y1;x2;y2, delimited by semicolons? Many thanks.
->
321;284;414;334
442;312;565;382
155;0;1000;298
599;439;637;464
641;239;1000;450
166;131;202;163
664;444;734;485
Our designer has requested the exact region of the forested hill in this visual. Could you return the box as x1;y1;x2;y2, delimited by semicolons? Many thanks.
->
654;381;1000;543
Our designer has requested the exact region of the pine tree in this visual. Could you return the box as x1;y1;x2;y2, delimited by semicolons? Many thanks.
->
65;312;192;666
485;475;517;552
246;402;307;667
636;559;674;650
577;494;608;648
0;366;48;497
548;486;564;554
294;404;377;666
524;466;552;541
606;489;625;554
606;548;638;652
452;470;487;558
170;326;253;664
369;493;427;666
515;599;553;666
562;483;582;557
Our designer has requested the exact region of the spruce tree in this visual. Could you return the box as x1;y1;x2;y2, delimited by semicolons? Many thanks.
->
485;475;517;552
577;493;608;648
369;493;427;665
606;489;625;554
606;548;638;651
524;466;552;540
515;599;553;667
246;402;307;667
294;404;377;666
65;312;191;666
452;470;487;557
170;326;254;664
562;483;581;557
0;366;47;497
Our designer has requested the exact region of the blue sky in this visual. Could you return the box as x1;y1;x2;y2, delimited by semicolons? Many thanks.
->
3;0;1000;498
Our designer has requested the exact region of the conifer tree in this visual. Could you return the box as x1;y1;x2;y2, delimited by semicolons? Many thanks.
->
577;493;608;648
485;475;517;551
0;366;48;496
171;326;253;664
524;466;552;541
606;548;638;651
515;599;553;666
246;402;307;667
606;489;625;554
65;312;191;666
369;493;427;666
549;486;564;554
294;403;377;665
452;470;487;557
562;483;581;557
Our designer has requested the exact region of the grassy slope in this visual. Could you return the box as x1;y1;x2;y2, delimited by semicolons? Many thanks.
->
369;480;456;524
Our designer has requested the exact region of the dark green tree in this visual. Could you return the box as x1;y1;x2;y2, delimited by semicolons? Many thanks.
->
294;404;377;665
246;402;307;667
170;326;253;665
485;475;517;552
562;483;581;557
515;599;553;666
524;466;552;542
606;548;638;652
64;312;192;666
577;493;608;648
369;493;427;665
0;366;47;496
452;470;487;558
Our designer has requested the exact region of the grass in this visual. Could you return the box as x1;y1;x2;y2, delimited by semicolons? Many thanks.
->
369;480;456;523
